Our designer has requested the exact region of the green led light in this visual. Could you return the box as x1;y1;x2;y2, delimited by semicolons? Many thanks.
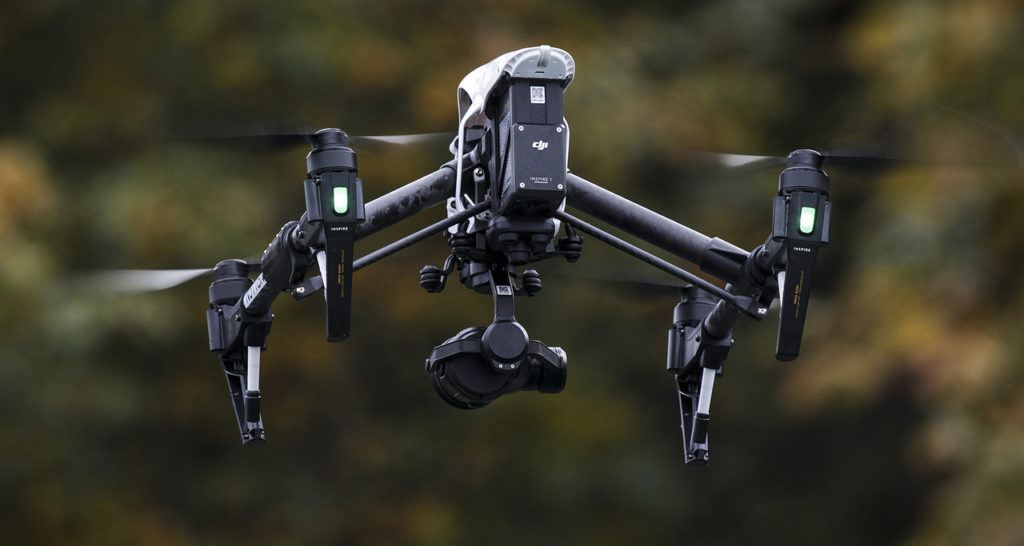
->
798;206;816;235
333;187;349;215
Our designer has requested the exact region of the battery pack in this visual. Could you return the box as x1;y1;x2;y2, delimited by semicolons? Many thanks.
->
493;79;567;217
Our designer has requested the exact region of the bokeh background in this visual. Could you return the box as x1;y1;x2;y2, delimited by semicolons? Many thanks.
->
2;1;1023;544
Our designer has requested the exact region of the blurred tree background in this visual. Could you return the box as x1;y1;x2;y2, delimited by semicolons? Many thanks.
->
1;0;1023;544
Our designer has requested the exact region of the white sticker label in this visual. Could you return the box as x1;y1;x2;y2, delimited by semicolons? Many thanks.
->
496;285;513;295
242;274;267;308
530;86;546;104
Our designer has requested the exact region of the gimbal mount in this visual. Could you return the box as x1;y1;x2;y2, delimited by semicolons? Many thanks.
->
202;46;831;465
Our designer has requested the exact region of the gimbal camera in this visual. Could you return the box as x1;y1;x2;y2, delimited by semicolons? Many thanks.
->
198;45;831;464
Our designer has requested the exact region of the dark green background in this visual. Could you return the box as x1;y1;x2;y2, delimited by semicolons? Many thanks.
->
2;1;1022;544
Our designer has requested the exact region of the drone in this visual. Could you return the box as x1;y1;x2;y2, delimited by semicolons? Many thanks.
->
105;45;835;466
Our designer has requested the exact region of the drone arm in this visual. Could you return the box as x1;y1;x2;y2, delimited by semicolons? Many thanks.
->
353;201;489;271
355;161;459;240
553;210;765;318
565;173;751;285
206;215;325;444
667;286;737;465
564;172;790;326
207;260;274;444
225;160;464;314
241;220;316;317
206;161;464;444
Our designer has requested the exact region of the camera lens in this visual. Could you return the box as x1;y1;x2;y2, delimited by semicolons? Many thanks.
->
530;345;567;393
427;328;512;409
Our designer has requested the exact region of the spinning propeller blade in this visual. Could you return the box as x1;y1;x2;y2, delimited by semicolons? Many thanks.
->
687;151;781;170
163;123;452;151
86;268;214;293
83;259;260;293
352;132;453;146
686;148;1005;171
685;106;1022;171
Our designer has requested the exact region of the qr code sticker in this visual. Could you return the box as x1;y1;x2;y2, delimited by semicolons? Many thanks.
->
530;86;546;104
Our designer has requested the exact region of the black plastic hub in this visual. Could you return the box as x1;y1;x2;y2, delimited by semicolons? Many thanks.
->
307;128;357;175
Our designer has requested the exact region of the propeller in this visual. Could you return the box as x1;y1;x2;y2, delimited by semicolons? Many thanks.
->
684;147;1013;171
671;106;1024;172
160;123;453;151
684;108;1023;172
88;268;215;293
82;259;260;294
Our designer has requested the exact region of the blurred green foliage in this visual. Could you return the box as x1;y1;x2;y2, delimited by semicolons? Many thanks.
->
1;0;1023;544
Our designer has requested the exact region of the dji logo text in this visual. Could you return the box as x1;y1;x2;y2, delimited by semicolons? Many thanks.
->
532;140;549;151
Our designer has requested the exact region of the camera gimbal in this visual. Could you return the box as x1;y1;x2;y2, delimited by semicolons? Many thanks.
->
426;268;567;409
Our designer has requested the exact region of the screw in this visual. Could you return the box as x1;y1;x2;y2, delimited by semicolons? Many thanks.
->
296;286;306;294
757;307;767;316
518;125;524;131
556;126;563;133
557;184;564;190
474;167;484;177
519;182;526;188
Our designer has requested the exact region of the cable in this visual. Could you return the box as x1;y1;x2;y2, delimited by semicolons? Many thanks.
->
453;102;483;212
